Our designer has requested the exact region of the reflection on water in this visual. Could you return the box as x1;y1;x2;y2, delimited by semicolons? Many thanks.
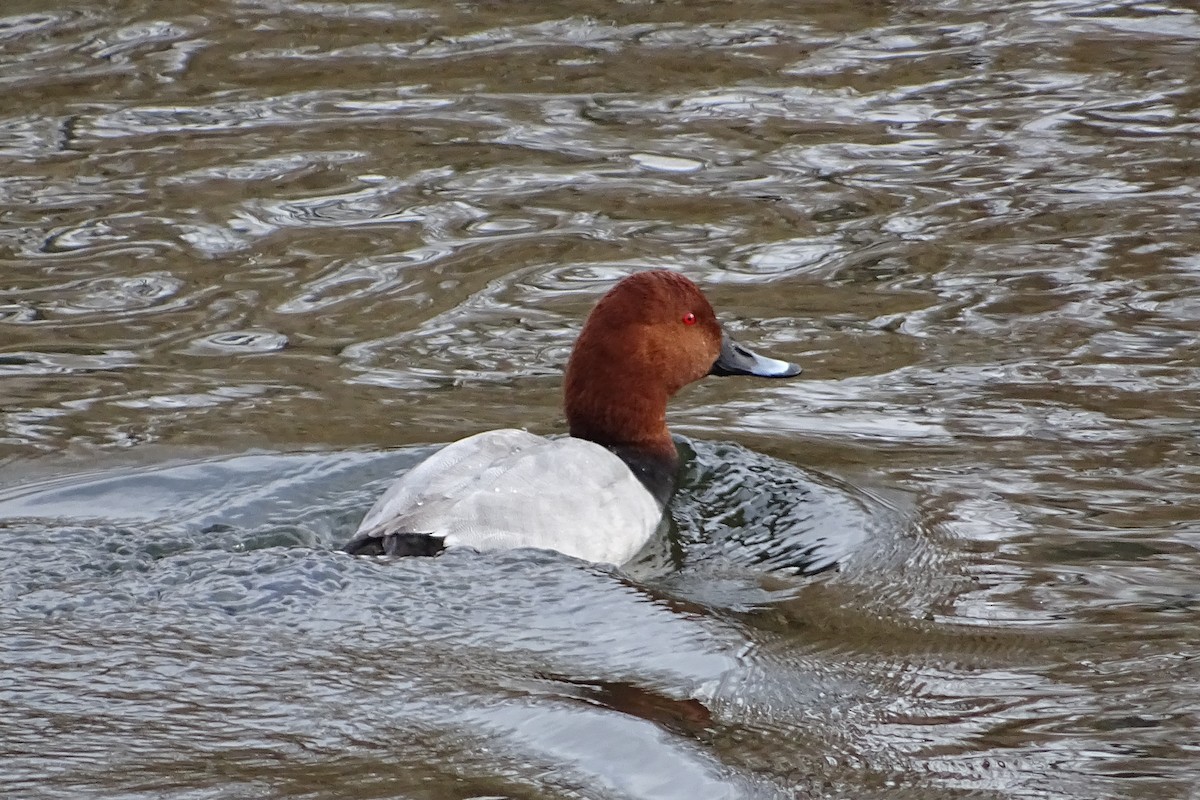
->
2;0;1200;797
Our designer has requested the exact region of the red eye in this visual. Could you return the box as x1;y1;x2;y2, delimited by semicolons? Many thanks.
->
682;312;697;325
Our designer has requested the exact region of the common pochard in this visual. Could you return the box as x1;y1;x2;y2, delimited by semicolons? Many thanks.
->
343;270;800;565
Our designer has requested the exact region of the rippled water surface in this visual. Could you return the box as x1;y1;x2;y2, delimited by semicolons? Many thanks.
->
3;1;1200;798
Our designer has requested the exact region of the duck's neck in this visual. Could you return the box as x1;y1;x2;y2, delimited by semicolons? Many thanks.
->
564;375;680;506
600;441;679;508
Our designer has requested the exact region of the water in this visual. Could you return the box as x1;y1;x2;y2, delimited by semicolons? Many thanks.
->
2;1;1199;797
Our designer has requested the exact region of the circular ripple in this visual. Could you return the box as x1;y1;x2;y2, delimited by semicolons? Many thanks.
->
185;330;289;356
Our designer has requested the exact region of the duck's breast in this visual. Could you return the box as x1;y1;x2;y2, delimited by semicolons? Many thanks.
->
355;429;664;565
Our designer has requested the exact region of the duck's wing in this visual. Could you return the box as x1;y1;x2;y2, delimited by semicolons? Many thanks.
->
343;429;542;557
433;436;664;564
354;429;544;533
344;431;663;565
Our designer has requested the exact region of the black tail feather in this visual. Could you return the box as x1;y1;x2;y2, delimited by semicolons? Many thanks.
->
343;532;445;557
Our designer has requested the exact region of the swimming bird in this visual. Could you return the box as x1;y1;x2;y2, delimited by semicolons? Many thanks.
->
343;270;800;565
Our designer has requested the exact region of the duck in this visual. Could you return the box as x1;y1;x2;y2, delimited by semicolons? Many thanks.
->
343;269;801;565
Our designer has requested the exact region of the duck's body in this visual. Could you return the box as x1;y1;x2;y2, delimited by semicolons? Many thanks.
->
347;429;663;564
343;270;801;565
